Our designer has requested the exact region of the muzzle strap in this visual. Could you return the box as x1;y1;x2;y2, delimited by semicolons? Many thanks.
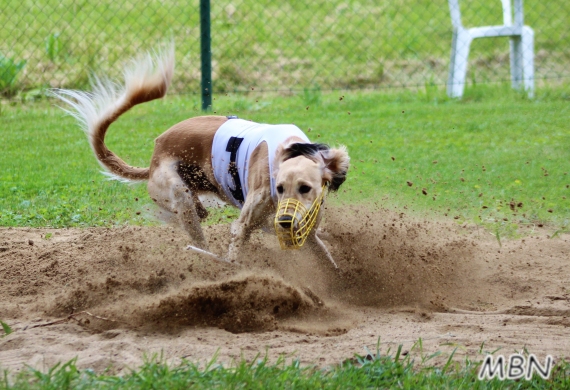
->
274;183;328;249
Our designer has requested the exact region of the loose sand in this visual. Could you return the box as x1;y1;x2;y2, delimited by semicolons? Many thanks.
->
1;205;569;373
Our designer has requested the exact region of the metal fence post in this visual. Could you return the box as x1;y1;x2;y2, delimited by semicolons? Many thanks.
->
200;0;212;111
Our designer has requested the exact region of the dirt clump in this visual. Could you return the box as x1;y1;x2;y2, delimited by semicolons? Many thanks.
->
141;275;320;333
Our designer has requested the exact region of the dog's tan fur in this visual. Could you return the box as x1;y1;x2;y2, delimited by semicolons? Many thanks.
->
52;45;349;267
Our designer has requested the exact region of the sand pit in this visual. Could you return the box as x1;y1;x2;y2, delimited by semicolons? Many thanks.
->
1;205;569;373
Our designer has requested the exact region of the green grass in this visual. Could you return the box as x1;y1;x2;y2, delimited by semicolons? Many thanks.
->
2;85;570;387
0;321;13;338
0;54;26;96
0;0;568;94
2;347;569;389
1;84;569;237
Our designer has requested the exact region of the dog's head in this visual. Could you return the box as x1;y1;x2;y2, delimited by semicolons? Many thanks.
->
273;141;349;244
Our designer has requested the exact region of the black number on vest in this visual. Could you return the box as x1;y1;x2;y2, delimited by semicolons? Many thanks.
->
226;136;245;204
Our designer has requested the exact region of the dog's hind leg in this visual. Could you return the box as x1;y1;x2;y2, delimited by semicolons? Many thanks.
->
148;161;209;249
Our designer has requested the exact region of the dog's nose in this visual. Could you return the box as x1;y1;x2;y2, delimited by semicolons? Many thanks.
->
278;215;293;229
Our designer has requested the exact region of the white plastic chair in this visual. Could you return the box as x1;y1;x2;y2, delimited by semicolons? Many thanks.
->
447;0;534;98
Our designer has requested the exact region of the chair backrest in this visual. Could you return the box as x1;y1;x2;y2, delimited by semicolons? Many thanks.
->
448;0;524;29
512;0;524;27
502;0;513;25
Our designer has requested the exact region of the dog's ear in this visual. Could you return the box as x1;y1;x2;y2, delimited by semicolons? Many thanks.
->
320;146;350;191
273;142;328;177
272;143;288;178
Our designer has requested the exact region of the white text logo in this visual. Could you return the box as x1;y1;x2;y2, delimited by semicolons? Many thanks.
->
478;354;553;380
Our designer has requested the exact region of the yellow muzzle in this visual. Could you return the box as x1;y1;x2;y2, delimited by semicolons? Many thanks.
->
274;184;327;249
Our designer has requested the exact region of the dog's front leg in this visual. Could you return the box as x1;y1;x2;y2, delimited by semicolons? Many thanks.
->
307;233;339;269
315;228;333;242
227;191;272;263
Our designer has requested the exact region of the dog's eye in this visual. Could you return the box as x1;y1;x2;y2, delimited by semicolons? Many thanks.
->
277;185;284;194
299;185;312;194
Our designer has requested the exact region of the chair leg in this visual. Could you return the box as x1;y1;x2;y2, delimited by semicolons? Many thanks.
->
509;36;523;90
447;28;472;98
510;27;534;97
521;26;535;98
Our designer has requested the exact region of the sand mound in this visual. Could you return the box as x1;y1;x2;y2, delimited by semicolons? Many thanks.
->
142;275;320;333
50;273;322;333
1;204;569;371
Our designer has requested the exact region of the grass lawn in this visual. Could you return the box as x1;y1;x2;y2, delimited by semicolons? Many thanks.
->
2;348;569;389
1;84;570;387
1;83;569;238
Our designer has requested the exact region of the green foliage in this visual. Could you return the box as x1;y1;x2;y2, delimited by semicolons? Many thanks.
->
1;85;569;238
0;320;12;337
45;33;63;62
0;54;26;96
1;350;569;389
301;85;322;107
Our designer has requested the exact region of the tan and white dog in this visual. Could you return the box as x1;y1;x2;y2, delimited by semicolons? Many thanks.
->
52;45;349;267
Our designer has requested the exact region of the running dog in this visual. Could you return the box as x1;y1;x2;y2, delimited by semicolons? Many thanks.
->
51;45;349;267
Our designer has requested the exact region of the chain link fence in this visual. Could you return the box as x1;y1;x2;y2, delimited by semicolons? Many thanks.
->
1;0;568;97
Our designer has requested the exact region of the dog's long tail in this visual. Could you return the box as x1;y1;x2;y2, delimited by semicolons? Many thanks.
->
50;44;175;181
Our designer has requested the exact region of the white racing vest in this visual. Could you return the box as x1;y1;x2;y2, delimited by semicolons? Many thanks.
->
211;118;310;209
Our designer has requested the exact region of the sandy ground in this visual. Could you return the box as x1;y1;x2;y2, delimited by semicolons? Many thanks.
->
1;206;569;373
